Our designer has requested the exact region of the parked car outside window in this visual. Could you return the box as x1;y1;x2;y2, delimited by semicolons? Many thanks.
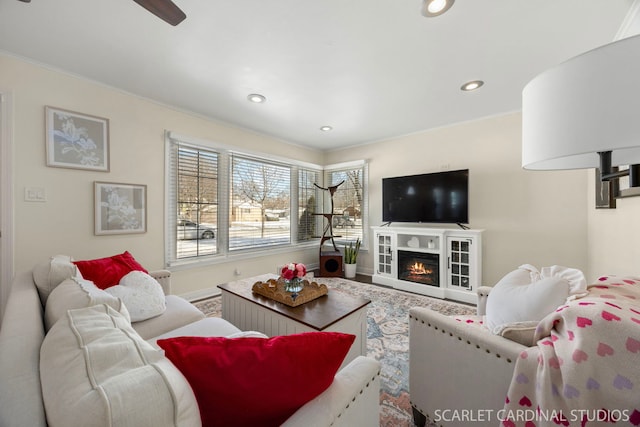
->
332;213;355;228
177;220;215;240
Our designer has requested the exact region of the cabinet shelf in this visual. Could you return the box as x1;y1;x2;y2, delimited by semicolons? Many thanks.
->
396;246;440;255
396;233;440;251
371;226;483;304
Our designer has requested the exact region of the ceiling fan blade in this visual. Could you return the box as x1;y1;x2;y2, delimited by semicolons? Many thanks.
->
132;0;186;26
17;0;31;3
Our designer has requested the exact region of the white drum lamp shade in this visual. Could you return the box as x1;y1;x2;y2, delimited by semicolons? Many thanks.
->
522;33;640;188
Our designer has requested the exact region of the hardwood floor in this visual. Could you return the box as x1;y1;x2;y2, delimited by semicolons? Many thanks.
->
310;269;372;284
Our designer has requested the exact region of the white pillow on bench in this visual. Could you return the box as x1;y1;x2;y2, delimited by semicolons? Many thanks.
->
485;264;587;340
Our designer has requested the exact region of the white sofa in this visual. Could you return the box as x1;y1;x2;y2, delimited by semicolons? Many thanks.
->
0;258;381;427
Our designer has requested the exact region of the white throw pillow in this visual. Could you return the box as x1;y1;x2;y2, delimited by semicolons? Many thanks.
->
106;271;166;322
44;277;130;331
32;255;78;305
40;304;201;427
485;264;586;335
538;264;588;299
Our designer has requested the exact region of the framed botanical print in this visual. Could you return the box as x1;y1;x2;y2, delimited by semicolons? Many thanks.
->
45;106;110;171
94;182;146;235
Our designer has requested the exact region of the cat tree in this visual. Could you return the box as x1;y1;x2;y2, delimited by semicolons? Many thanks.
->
313;180;344;277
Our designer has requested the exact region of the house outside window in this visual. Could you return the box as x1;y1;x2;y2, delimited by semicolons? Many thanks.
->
166;132;366;266
230;154;291;251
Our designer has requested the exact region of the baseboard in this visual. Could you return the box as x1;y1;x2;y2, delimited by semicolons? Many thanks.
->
180;287;221;302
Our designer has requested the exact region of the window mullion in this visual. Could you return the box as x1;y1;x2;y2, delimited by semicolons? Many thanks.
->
217;151;230;256
167;131;367;267
290;167;299;243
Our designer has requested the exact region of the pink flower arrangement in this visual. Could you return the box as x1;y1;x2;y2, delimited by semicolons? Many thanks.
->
280;262;307;280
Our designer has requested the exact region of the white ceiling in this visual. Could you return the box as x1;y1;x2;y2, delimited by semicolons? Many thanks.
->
0;0;636;150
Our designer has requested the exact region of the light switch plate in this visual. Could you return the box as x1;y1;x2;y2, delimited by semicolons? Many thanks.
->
25;187;46;202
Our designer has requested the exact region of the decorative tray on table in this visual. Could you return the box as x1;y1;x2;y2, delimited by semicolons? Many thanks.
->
251;278;329;307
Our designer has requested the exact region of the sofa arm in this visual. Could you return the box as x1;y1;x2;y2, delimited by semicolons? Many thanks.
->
0;272;48;427
149;270;172;295
476;286;493;316
281;356;381;427
409;307;526;427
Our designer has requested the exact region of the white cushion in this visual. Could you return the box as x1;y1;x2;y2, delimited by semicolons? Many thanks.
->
485;265;586;334
44;277;130;331
147;317;257;349
497;322;539;347
106;271;166;322
32;255;78;305
40;304;201;427
132;295;205;340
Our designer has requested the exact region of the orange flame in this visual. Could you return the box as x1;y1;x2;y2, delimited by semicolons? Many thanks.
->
410;262;432;276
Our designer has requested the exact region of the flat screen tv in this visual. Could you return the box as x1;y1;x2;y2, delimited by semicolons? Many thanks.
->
382;169;469;224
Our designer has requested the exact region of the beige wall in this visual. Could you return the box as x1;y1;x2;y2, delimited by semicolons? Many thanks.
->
1;54;323;296
325;113;589;286
7;52;636;299
587;169;640;280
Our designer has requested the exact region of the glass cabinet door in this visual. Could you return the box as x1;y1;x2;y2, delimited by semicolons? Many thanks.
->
448;237;472;289
377;233;394;276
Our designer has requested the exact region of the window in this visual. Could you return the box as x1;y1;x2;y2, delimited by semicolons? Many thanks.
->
298;168;321;242
230;154;291;250
166;132;366;266
171;144;219;260
324;161;368;245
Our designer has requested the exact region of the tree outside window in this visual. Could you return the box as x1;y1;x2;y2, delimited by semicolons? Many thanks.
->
176;147;218;259
298;169;320;241
231;155;290;250
326;166;366;243
167;134;367;266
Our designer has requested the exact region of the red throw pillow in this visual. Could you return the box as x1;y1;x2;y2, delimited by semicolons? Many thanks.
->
73;251;147;289
157;332;355;427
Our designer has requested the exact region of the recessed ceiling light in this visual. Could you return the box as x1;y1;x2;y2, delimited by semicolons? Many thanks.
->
320;126;333;132
247;94;266;103
421;0;455;17
460;80;484;91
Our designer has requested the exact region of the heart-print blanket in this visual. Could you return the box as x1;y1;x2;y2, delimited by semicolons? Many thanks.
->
503;276;640;426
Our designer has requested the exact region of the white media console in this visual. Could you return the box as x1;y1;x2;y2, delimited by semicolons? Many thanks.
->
371;226;483;304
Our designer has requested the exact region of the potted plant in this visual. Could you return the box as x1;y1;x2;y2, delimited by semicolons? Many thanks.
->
343;238;361;279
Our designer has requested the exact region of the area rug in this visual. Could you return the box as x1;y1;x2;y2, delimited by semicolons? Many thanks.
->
192;278;475;426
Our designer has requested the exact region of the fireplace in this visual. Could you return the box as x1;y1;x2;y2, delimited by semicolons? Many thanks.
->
397;250;439;287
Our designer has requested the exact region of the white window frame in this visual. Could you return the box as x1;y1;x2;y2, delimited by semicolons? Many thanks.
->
165;131;335;268
229;152;293;252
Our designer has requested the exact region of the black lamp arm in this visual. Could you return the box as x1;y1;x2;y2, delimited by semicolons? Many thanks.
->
598;151;640;187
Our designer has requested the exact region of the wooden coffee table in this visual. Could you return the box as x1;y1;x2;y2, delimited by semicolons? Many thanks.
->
218;273;370;367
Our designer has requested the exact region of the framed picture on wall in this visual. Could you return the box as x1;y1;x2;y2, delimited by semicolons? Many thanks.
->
94;182;146;235
45;106;110;172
